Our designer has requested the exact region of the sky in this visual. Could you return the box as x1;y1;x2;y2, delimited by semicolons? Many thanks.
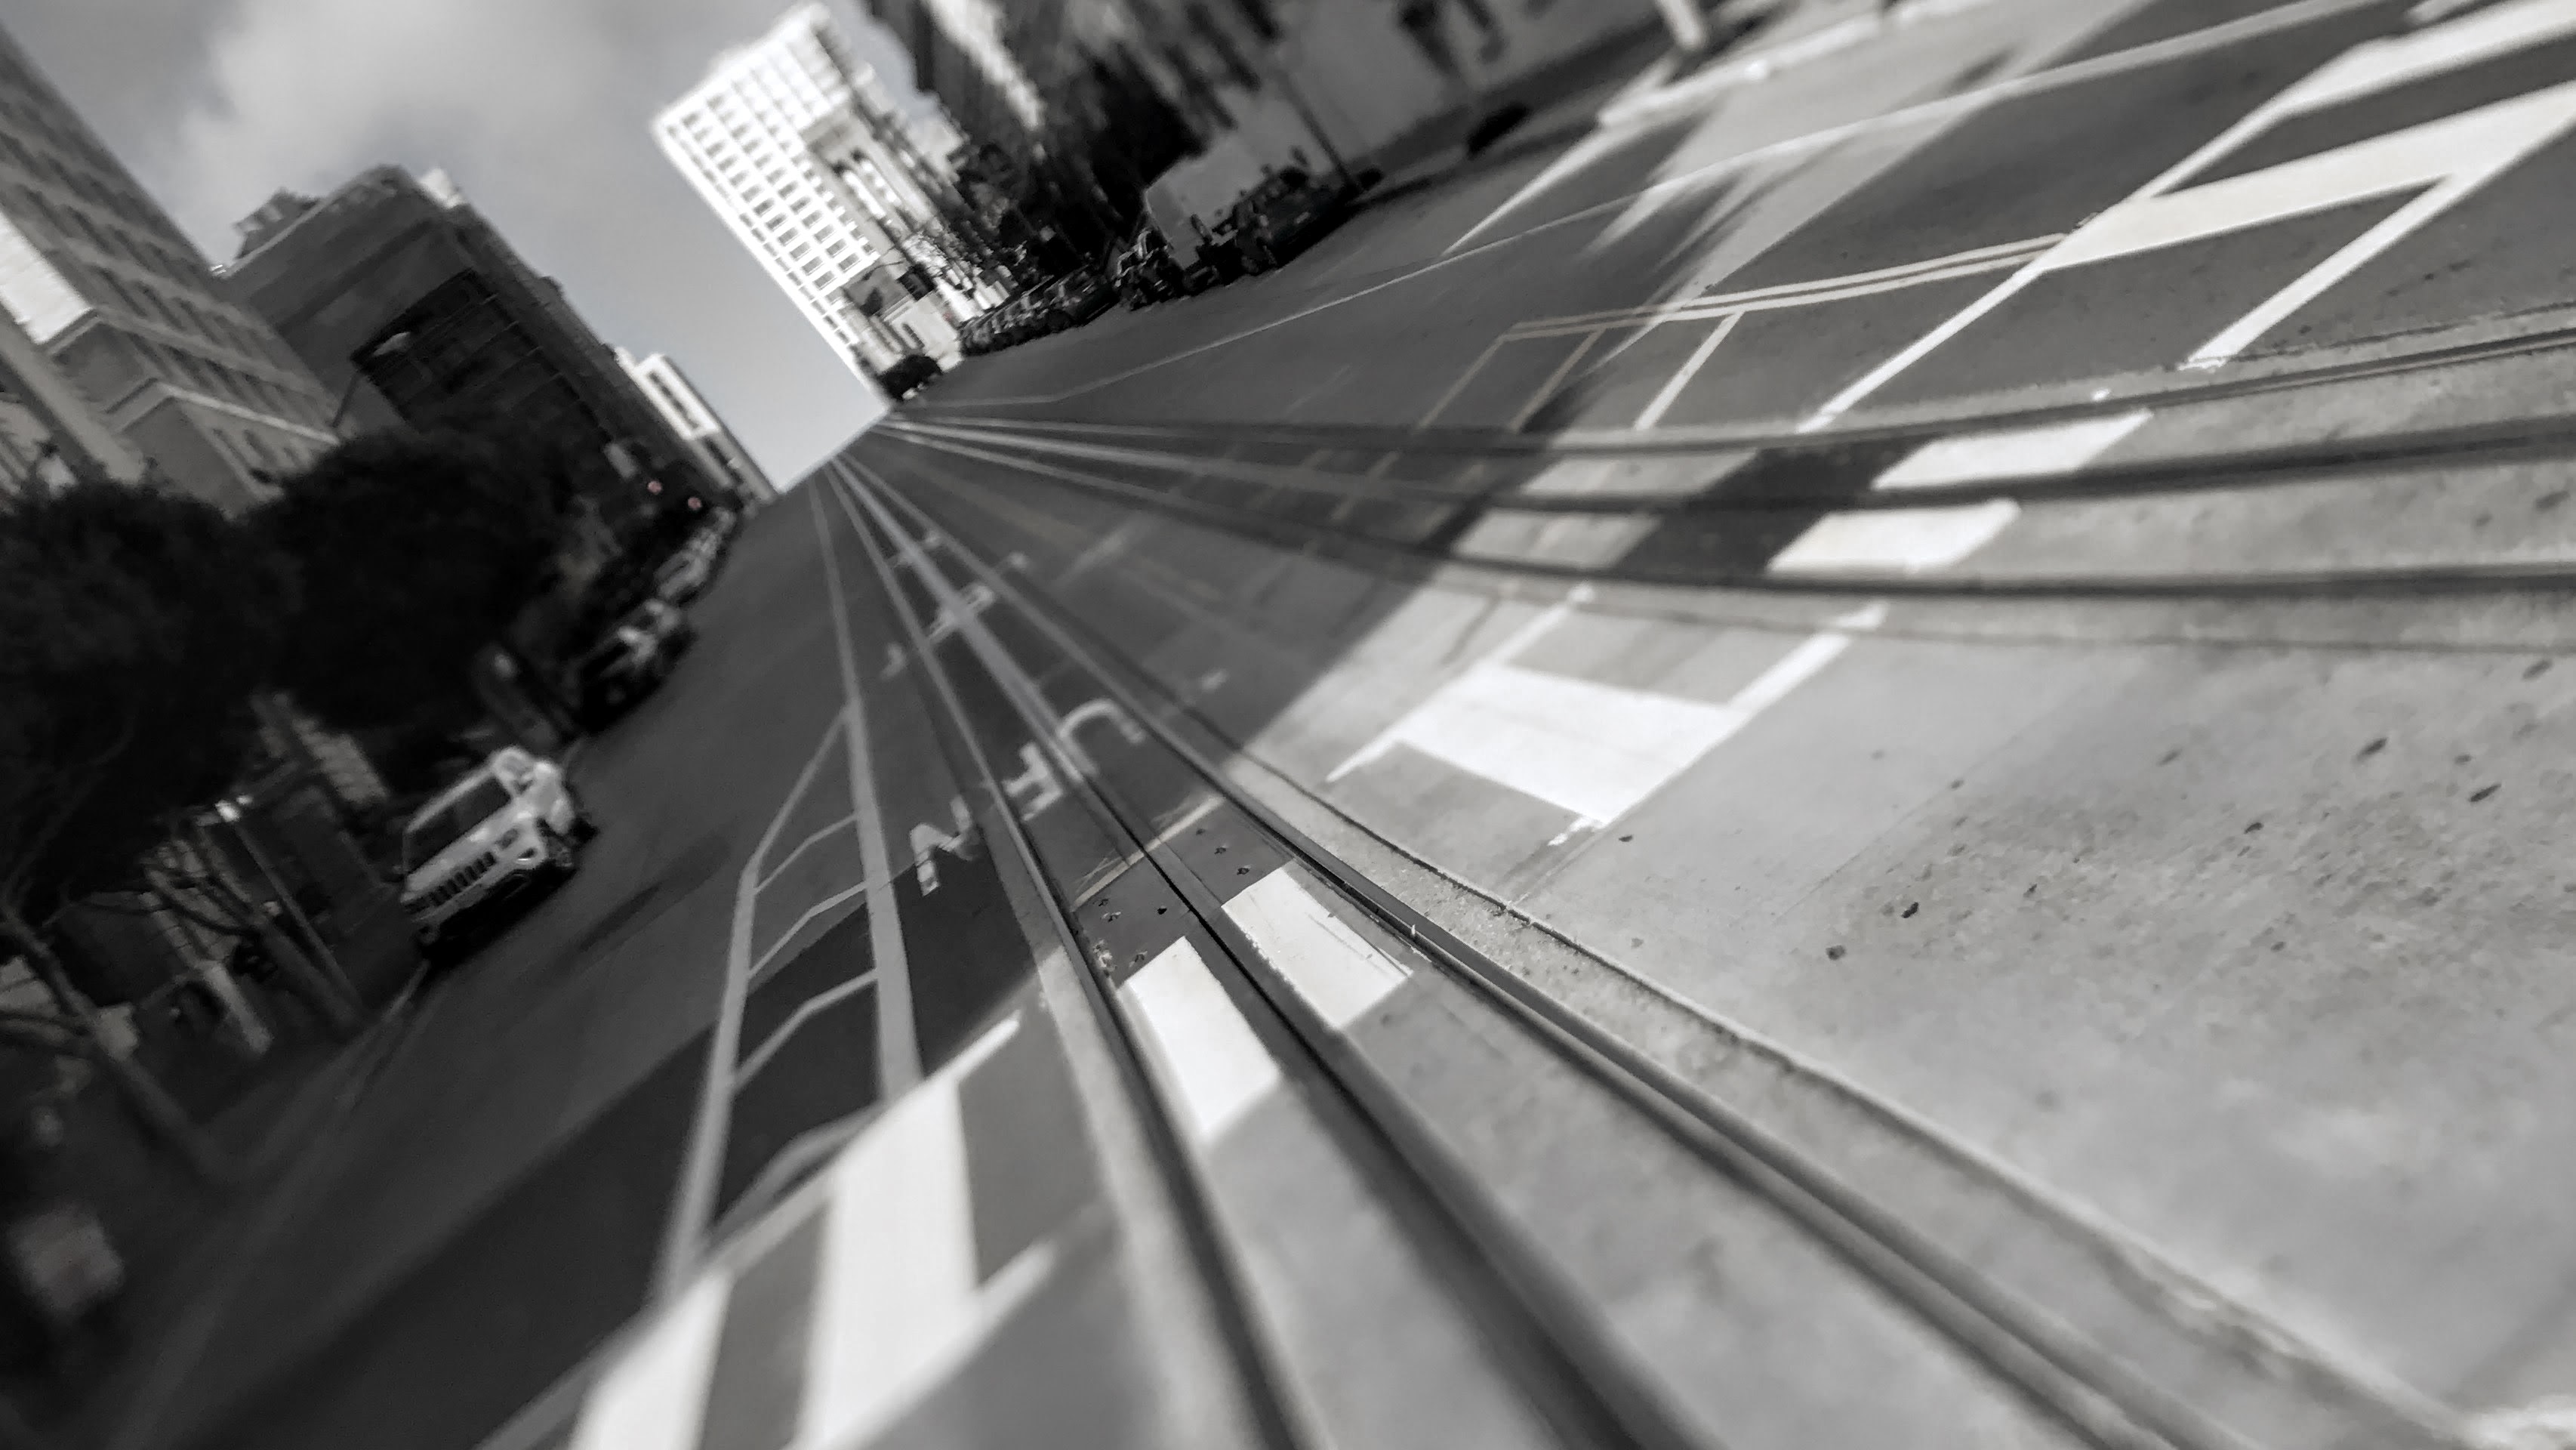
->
0;0;941;486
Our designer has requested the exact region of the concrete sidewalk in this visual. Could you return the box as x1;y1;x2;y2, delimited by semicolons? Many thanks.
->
29;992;424;1450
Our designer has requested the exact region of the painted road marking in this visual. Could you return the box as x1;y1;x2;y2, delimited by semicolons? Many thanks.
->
1123;936;1283;1146
745;877;873;983
1459;238;2058;434
1634;314;1741;430
1329;597;1887;829
661;647;855;1297
1873;409;2154;489
1225;869;1411;1030
595;1019;1045;1450
1808;0;2576;425
1332;662;1750;828
928;0;2393;412
569;1273;731;1450
2294;0;2576;113
734;974;879;1086
798;1018;1045;1450
1511;235;2064;339
1511;329;1606;430
823;459;924;1099
1768;501;2024;573
1771;410;2150;572
754;811;861;892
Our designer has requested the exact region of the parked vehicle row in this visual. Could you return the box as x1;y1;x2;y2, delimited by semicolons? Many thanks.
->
962;167;1360;357
572;599;693;731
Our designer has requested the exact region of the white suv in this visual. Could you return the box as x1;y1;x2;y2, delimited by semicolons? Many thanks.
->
399;748;593;962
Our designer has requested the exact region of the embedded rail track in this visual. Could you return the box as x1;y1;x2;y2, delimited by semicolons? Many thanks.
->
821;461;2462;1450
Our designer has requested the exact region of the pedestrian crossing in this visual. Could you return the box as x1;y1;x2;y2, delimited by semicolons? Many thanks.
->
543;1015;1058;1450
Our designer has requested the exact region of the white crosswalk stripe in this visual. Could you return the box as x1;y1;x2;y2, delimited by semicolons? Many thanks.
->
550;1016;1039;1450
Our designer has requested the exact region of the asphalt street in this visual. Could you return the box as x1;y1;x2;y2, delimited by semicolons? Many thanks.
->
116;1;2576;1448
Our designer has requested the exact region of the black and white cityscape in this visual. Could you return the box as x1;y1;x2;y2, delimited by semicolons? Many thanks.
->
5;1;2576;1447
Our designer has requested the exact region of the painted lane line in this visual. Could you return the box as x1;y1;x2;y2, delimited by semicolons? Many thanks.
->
797;1017;1040;1450
1122;936;1285;1146
1873;409;2154;488
2057;84;2576;267
1508;329;1607;432
746;876;877;986
2288;0;2576;114
1330;603;1887;828
701;1108;879;1251
1731;606;1890;711
1416;336;1509;430
1451;0;2023;254
659;503;864;1299
733;972;878;1088
930;0;2390;412
568;1273;732;1450
819;458;924;1098
1810;0;2576;425
1589;0;2011;132
1633;313;1741;431
1225;868;1410;1031
2187;87;2576;362
1510;235;2064;338
753;811;861;893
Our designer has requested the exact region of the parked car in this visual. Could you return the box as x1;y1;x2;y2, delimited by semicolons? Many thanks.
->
1054;267;1117;325
1028;290;1071;338
883;352;941;400
655;548;714;605
399;748;593;964
991;300;1028;349
572;601;692;730
1184;214;1248;292
1116;226;1186;307
1234;166;1348;274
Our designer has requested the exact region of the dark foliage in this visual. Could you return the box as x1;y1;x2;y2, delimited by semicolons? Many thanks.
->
260;428;571;733
0;481;291;915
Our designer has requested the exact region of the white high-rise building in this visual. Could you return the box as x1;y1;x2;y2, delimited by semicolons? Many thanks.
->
655;5;986;391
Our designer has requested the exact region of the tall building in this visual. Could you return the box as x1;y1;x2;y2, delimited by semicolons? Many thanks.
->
0;23;340;511
223;166;719;533
616;347;778;505
0;297;146;497
655;5;993;393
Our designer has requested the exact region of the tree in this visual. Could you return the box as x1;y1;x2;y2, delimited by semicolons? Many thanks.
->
0;481;300;1186
260;427;572;734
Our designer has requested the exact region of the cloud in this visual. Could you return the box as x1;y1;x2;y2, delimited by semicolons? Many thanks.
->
7;0;920;479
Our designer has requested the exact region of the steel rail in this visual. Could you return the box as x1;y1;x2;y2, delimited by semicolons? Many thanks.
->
818;465;1317;1450
902;315;2576;460
885;410;2576;516
874;424;2576;603
837;467;1709;1450
855;464;2448;1450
